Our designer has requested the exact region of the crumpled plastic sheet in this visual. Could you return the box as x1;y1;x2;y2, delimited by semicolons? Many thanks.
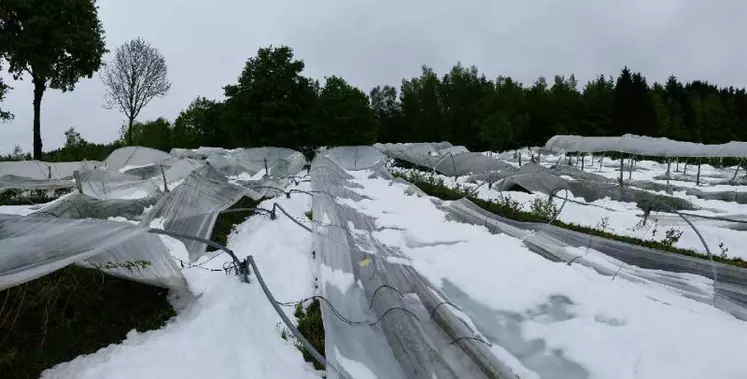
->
0;160;100;180
102;146;172;172
141;164;269;262
442;198;747;321
566;180;697;211
545;134;747;158
0;175;75;193
80;159;204;200
177;147;308;178
376;142;513;177
30;193;161;220
0;214;187;291
312;148;520;379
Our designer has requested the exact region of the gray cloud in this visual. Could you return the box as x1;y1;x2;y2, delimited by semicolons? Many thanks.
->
1;0;746;153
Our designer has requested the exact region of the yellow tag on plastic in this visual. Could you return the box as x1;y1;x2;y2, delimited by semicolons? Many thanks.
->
359;258;371;267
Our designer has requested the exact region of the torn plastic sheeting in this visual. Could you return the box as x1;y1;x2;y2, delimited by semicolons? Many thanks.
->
0;214;187;291
141;165;268;262
312;152;519;379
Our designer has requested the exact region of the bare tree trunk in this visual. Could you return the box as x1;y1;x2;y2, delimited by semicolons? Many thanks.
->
127;116;134;145
32;78;45;160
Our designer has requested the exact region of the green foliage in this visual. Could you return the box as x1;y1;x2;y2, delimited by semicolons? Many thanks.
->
397;170;747;269
209;196;261;248
661;228;683;248
122;118;172;152
314;76;378;146
529;195;559;221
0;266;175;379
294;299;325;370
0;0;107;158
172;97;225;148
223;45;317;151
0;62;11;121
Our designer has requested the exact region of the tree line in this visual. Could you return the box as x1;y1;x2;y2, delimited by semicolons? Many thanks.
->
3;1;747;162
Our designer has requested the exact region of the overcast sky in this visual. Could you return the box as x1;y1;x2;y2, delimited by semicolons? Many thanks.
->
1;0;745;154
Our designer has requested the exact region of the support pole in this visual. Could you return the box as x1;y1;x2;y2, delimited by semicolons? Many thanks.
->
619;155;624;187
581;154;585;171
666;159;672;193
696;161;702;186
73;170;83;195
731;159;742;183
160;165;169;193
518;152;522;167
48;166;52;179
628;156;634;180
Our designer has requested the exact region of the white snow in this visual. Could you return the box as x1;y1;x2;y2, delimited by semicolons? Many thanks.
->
42;180;320;379
340;172;747;379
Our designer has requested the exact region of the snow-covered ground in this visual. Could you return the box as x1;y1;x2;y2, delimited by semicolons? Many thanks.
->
41;180;322;379
392;153;747;260
340;172;747;379
5;149;747;379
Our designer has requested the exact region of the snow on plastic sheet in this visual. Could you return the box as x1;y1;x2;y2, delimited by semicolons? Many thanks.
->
312;151;518;379
545;134;747;158
103;146;171;172
346;173;747;379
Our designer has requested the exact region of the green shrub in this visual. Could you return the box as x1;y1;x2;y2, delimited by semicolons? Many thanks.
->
0;266;175;379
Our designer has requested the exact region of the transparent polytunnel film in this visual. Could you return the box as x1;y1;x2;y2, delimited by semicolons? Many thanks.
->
311;150;520;379
545;134;747;158
0;214;187;291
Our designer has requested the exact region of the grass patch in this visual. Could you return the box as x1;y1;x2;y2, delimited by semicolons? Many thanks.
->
294;299;325;370
0;265;175;379
305;211;313;220
209;196;261;248
396;170;747;269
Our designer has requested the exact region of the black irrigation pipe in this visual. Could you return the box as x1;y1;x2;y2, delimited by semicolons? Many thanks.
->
245;256;336;374
147;227;333;373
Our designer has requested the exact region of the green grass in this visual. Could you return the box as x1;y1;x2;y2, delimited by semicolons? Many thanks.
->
0;266;175;379
293;299;325;370
209;196;261;248
396;171;747;269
